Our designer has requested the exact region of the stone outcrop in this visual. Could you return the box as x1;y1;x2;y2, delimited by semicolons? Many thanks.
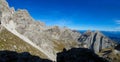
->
79;30;116;53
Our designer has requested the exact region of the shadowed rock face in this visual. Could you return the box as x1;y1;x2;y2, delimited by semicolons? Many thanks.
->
57;48;108;62
0;50;52;62
115;44;120;51
79;31;116;53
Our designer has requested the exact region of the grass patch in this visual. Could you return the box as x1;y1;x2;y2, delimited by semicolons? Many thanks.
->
0;28;48;59
53;40;65;52
99;48;120;62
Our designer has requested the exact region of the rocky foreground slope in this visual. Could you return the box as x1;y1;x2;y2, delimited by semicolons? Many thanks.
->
0;26;48;59
0;50;52;62
0;0;81;61
0;0;120;62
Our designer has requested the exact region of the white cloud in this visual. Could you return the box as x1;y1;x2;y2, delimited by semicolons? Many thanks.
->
115;26;120;31
115;20;120;24
113;20;120;31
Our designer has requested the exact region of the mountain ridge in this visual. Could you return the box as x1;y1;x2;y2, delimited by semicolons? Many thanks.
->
0;0;119;62
0;0;81;61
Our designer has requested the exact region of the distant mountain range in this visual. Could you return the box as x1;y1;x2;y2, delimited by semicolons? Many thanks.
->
101;31;120;43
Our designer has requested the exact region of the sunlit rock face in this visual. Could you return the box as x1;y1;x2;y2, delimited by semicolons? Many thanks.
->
0;0;81;61
79;30;116;53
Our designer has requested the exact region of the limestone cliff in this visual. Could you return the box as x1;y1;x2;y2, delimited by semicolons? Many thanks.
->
79;30;116;53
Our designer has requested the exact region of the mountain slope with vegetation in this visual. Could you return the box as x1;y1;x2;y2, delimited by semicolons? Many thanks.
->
0;27;48;59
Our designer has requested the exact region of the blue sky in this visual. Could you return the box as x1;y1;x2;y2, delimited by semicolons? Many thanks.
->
7;0;120;31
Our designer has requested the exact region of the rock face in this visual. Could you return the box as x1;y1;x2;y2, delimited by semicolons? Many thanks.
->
79;30;116;53
57;48;108;62
115;44;120;51
0;0;81;61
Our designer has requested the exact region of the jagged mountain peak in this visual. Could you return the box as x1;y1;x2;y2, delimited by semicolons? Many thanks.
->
94;30;104;36
82;30;93;37
85;30;92;33
0;0;82;61
15;9;32;19
0;0;11;14
82;30;107;39
0;0;9;7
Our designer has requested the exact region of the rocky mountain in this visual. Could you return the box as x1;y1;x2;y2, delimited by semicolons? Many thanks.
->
0;0;119;62
78;30;116;53
0;0;81;61
78;30;120;62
